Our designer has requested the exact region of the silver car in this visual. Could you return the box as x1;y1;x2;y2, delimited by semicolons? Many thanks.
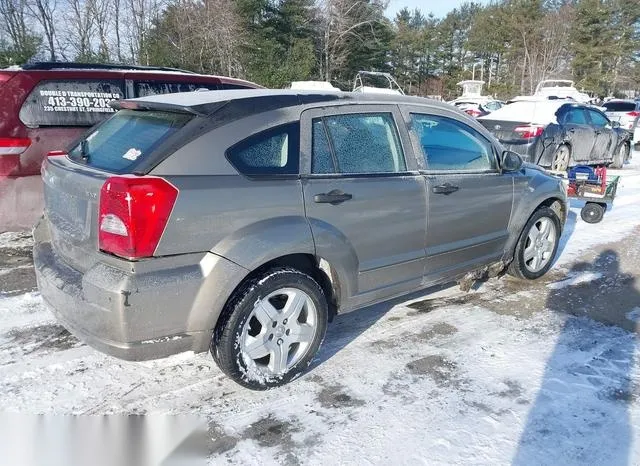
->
34;90;567;389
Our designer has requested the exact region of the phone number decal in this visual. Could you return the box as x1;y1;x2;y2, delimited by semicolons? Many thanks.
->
39;89;122;113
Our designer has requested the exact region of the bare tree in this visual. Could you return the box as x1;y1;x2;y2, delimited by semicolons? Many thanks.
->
0;0;31;50
27;0;57;60
64;0;96;59
318;0;385;81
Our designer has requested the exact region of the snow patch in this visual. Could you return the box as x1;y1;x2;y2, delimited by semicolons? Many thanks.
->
0;231;33;249
547;271;603;290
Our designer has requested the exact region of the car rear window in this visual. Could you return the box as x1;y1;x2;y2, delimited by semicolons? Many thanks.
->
19;79;124;127
68;109;192;173
134;81;219;97
603;101;636;112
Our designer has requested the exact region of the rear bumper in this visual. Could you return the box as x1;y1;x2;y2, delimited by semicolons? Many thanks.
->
501;141;538;164
33;219;248;361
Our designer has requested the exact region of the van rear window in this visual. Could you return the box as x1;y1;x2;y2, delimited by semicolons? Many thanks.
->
68;110;192;173
19;79;124;127
603;101;636;112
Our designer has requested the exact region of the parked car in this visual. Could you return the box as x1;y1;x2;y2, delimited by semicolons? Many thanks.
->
479;100;631;171
453;100;504;118
34;90;567;389
0;61;259;231
601;99;640;150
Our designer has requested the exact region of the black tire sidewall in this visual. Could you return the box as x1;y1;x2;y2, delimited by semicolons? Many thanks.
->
211;268;328;390
512;207;562;280
581;203;604;223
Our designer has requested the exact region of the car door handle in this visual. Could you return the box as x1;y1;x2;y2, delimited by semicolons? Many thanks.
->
314;190;353;205
568;128;576;133
432;183;459;195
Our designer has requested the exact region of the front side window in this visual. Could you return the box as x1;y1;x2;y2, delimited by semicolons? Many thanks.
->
19;79;124;127
410;114;496;171
564;108;588;124
588;110;610;127
312;113;406;174
227;123;299;176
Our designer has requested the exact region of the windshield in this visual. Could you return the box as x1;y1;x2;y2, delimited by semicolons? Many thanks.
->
68;109;192;173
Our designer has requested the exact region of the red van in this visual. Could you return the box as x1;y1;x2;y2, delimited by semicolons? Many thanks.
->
0;62;260;231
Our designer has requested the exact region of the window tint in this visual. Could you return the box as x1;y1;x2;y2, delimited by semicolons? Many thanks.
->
603;101;636;112
68;110;192;173
19;79;124;127
588;110;609;127
564;108;587;124
134;81;219;97
312;119;334;174
227;123;299;176
221;83;252;90
321;113;406;174
484;101;502;111
410;114;496;171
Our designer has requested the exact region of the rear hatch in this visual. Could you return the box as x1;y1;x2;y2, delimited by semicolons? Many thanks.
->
603;101;638;130
42;108;193;271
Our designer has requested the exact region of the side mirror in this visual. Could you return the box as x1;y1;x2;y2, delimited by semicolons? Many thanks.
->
611;121;621;129
501;150;523;172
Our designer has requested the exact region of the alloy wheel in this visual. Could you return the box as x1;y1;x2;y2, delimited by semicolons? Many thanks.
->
240;287;318;377
523;217;558;273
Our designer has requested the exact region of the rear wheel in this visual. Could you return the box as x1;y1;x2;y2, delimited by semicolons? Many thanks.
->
211;267;328;390
508;207;561;280
581;202;605;224
611;143;629;169
551;145;571;171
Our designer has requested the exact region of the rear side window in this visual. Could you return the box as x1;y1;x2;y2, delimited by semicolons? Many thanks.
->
19;79;124;127
313;113;406;174
603;101;636;112
410;114;496;171
68;110;192;173
226;123;299;176
134;81;219;97
564;108;588;124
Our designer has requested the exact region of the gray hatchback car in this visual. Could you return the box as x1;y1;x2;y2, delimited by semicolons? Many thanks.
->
34;89;567;389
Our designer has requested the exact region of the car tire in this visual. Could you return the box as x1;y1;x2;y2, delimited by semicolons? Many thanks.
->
611;143;629;169
580;202;605;224
551;144;571;171
211;267;328;390
508;207;561;280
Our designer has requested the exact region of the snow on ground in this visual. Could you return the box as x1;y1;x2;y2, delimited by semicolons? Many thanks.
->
1;156;640;464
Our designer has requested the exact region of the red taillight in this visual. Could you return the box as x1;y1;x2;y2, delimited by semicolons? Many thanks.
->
47;150;67;157
465;108;482;118
0;137;31;176
0;137;31;156
98;176;178;259
514;125;544;139
627;111;640;117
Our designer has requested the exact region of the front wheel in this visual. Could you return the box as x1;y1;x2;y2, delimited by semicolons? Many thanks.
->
508;207;561;280
211;267;328;390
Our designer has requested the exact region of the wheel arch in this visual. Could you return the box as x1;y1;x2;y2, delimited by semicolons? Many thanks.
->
505;195;567;263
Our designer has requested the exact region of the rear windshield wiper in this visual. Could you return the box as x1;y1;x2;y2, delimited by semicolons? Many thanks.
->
80;139;90;162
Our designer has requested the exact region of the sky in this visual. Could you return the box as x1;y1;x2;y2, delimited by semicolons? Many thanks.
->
386;0;492;19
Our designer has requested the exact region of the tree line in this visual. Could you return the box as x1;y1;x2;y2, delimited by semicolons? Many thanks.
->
1;0;638;100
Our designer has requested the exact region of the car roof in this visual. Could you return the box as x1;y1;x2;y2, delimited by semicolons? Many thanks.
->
3;61;259;87
114;88;452;115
